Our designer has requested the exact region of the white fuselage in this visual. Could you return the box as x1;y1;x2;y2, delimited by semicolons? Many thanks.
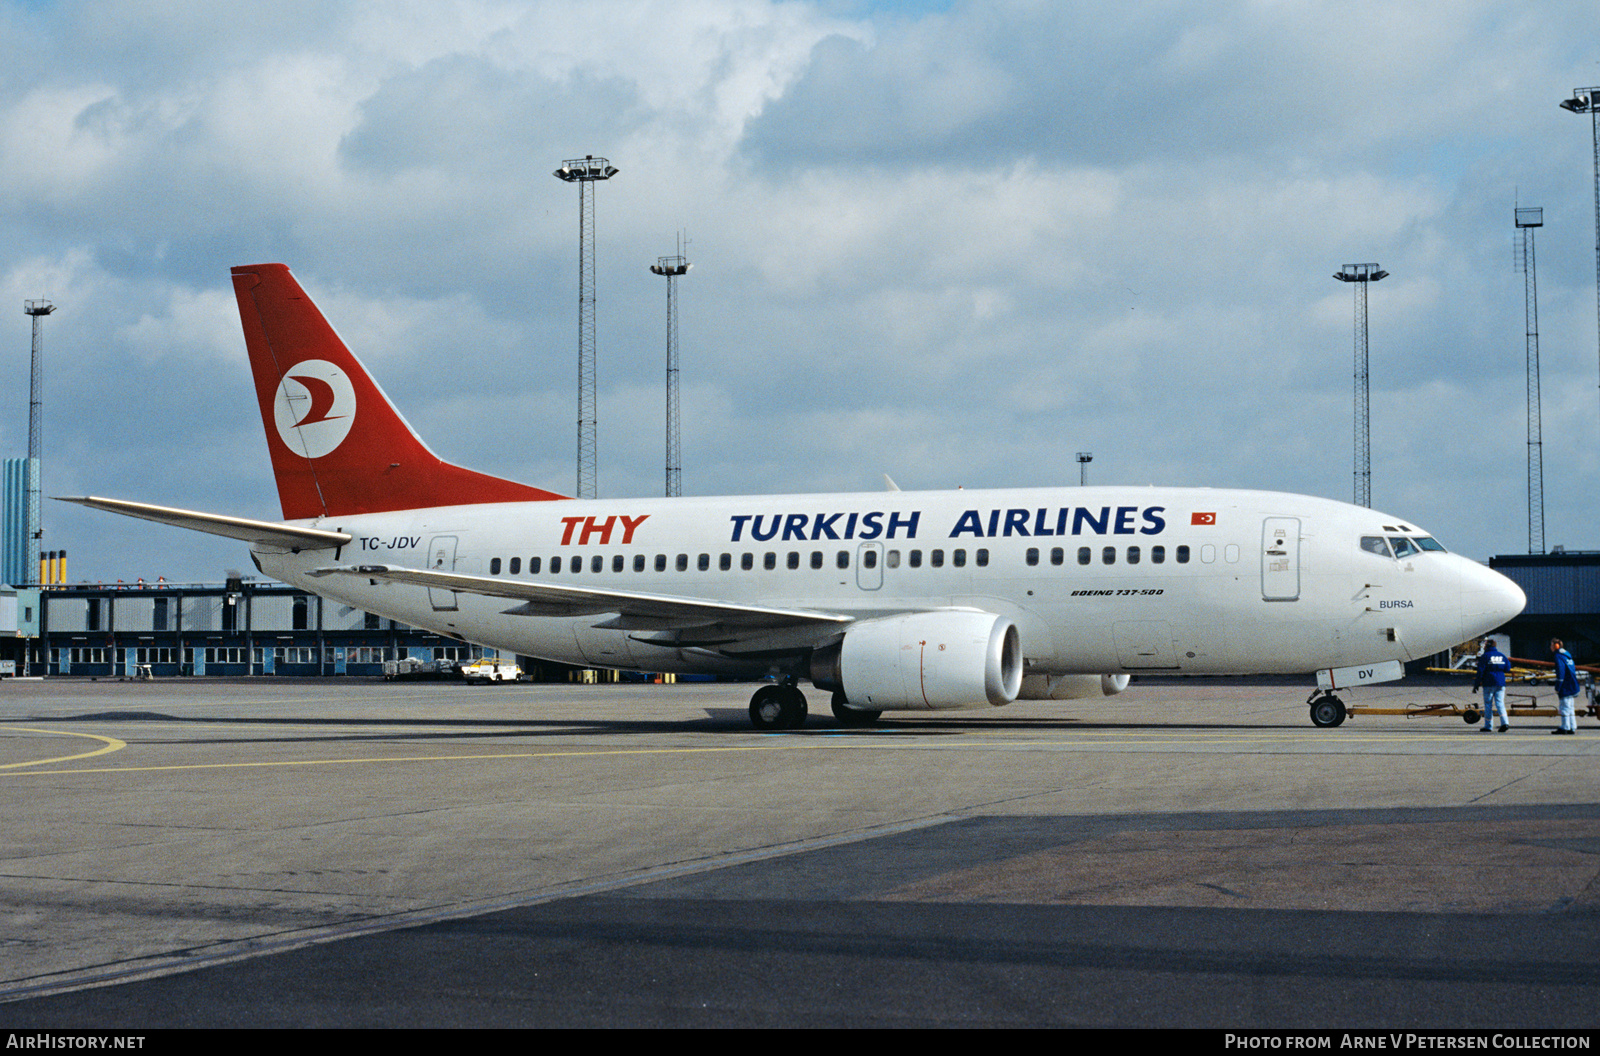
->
250;485;1524;681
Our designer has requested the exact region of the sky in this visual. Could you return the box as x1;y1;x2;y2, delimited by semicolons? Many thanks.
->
3;0;1599;584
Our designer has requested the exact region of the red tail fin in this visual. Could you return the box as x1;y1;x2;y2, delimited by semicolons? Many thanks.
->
232;263;567;520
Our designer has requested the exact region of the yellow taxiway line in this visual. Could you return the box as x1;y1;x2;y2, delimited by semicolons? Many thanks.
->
0;726;128;769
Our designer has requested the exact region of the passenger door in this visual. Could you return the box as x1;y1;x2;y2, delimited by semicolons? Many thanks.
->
1261;517;1300;601
427;535;459;611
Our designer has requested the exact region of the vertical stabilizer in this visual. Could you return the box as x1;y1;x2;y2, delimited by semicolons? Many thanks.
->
231;264;567;520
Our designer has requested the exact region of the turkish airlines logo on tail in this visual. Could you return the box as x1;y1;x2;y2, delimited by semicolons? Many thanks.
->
274;359;356;460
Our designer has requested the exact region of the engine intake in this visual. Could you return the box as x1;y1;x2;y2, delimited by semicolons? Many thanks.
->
815;610;1022;711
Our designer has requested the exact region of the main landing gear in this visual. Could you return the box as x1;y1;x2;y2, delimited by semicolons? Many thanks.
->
1307;688;1347;728
749;683;808;730
747;684;884;730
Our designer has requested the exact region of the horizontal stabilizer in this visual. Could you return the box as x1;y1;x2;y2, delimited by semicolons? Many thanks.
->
57;496;352;551
314;563;855;629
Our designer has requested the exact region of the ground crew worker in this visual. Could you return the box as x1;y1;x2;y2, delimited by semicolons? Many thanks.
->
1472;638;1512;732
1550;638;1580;735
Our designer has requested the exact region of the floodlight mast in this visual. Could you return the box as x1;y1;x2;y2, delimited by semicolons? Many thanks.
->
1515;207;1545;554
1076;452;1092;487
650;252;691;497
1560;88;1600;426
553;155;618;499
23;299;54;582
1332;264;1387;508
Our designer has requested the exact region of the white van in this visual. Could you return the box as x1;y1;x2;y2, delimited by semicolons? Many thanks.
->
459;657;522;684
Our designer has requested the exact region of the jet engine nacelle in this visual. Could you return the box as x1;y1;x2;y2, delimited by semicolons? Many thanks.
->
1018;673;1131;700
820;610;1022;711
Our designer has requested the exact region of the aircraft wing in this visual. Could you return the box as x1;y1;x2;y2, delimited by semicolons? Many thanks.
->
315;564;856;631
56;496;352;551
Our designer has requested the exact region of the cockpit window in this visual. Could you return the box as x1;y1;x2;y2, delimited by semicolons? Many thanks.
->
1360;536;1392;557
1389;536;1419;559
1414;536;1447;552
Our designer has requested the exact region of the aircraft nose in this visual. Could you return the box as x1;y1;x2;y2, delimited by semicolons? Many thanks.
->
1460;565;1526;636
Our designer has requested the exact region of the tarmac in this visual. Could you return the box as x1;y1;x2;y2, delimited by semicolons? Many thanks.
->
0;674;1596;1028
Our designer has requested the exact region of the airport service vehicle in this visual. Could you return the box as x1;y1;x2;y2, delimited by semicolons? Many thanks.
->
65;264;1525;729
459;658;523;684
383;657;452;681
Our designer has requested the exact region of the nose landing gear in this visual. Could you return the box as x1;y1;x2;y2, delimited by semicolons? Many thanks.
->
1308;689;1348;728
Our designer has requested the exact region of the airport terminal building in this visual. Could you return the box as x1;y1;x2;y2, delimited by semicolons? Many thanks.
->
22;578;490;678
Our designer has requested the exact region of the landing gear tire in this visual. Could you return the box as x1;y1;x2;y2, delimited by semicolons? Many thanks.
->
749;685;808;731
831;691;881;728
1309;694;1347;728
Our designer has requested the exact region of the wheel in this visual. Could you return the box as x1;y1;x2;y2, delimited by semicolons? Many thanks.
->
1463;709;1480;725
831;690;881;728
749;685;807;730
1309;695;1346;728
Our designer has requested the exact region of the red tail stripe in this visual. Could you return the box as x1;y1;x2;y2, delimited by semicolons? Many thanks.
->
232;264;568;520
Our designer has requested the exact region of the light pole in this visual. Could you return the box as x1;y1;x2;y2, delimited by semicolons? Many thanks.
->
1560;88;1600;425
1333;264;1388;507
650;253;690;497
1077;452;1092;486
553;155;618;499
23;300;54;579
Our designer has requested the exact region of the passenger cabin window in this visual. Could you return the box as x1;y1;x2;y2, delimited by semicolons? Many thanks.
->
1102;546;1116;565
698;554;710;571
975;549;988;567
509;557;521;574
676;554;689;572
810;551;823;570
952;549;967;567
1026;548;1040;567
719;553;731;571
836;550;849;569
787;552;800;570
931;549;945;568
655;554;667;572
863;550;878;569
612;555;624;572
1176;545;1190;563
886;550;900;568
633;555;645;572
741;553;754;571
909;550;923;568
1151;546;1165;564
1078;547;1091;565
591;555;604;573
552;556;563;574
530;557;541;574
1127;546;1140;565
765;552;777;570
1050;547;1064;566
490;558;502;574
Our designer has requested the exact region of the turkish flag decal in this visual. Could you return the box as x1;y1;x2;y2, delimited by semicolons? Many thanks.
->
1191;512;1217;525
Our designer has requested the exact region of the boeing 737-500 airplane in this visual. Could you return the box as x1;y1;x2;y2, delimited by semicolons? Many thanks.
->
65;263;1525;729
